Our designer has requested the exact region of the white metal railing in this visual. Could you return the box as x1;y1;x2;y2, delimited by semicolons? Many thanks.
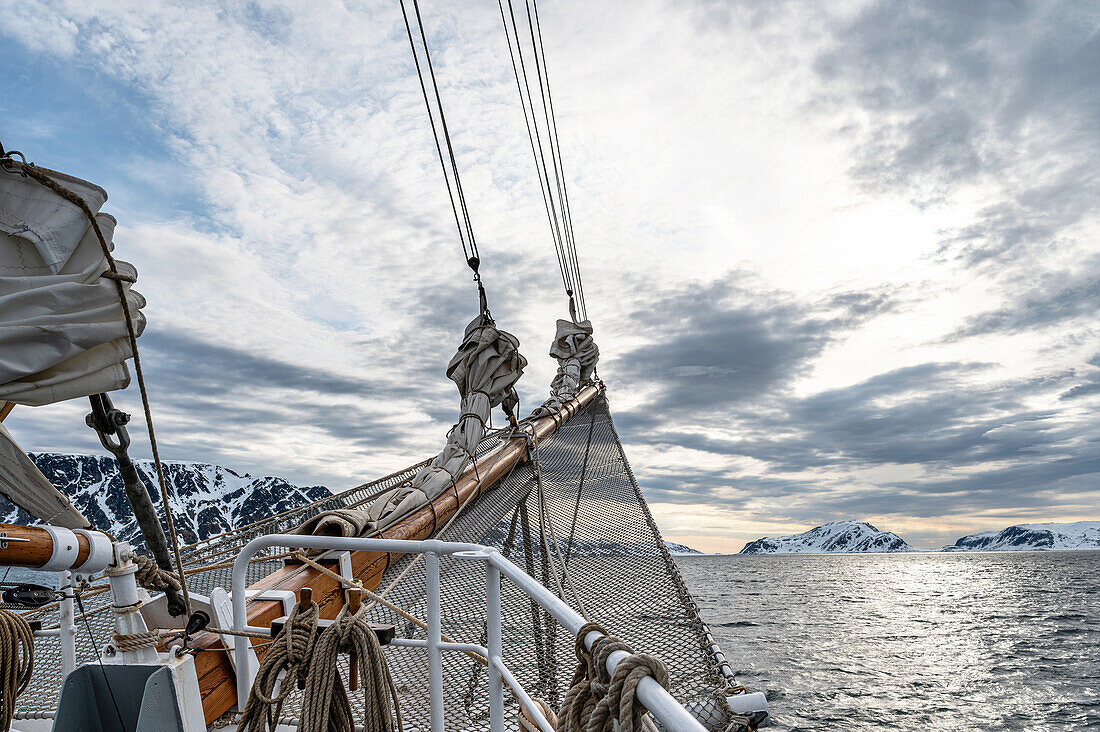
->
230;535;708;732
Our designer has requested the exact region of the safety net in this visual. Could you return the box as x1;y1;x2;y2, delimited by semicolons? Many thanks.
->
13;392;744;731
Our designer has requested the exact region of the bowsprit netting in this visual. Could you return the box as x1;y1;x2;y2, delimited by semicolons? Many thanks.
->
354;392;735;732
11;393;743;730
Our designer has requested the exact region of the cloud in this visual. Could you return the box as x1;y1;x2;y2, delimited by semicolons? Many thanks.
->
949;260;1100;339
3;0;1100;552
815;1;1100;265
610;273;898;417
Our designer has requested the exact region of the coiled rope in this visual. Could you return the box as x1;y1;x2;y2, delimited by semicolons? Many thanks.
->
132;553;182;594
299;605;402;732
586;649;668;732
0;610;34;731
239;600;321;731
519;698;558;732
558;623;668;732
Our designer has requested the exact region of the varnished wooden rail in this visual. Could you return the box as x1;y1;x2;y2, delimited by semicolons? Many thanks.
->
194;384;601;723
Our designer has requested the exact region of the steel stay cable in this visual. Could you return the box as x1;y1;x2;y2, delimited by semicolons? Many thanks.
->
498;0;575;298
499;0;590;320
501;15;572;298
399;0;482;272
523;0;586;319
531;0;587;320
411;0;480;262
399;0;472;263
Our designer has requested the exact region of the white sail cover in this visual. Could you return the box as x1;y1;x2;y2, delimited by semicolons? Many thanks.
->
300;314;526;537
0;424;89;529
530;318;598;418
0;166;146;406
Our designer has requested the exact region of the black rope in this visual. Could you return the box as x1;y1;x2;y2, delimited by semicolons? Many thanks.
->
563;408;597;565
498;0;590;321
530;0;587;320
399;0;483;280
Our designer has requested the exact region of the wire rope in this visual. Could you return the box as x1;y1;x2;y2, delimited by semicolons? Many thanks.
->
399;0;483;277
498;0;590;320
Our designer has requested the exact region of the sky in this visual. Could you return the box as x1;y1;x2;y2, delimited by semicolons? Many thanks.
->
1;0;1098;552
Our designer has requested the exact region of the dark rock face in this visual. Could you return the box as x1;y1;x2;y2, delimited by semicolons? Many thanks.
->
946;521;1100;551
740;538;779;554
0;453;331;550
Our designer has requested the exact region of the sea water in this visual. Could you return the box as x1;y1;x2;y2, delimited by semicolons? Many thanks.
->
676;551;1100;731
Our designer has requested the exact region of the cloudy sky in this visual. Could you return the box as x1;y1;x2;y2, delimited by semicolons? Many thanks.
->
2;0;1098;551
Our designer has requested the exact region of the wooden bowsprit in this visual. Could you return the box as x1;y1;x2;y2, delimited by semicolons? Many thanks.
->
192;384;601;724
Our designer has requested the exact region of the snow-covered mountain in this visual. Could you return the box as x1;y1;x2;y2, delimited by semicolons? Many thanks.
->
945;521;1100;551
739;521;915;554
0;453;332;549
665;542;705;556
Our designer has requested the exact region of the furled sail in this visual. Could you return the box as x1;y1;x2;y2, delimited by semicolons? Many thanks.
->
530;317;598;418
0;166;146;406
299;313;526;537
0;424;89;529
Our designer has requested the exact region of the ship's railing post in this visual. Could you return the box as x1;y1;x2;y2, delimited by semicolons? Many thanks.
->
486;559;504;732
426;549;445;732
58;570;76;678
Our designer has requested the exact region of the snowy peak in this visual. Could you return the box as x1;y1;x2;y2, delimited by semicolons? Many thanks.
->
665;542;704;555
0;453;332;549
947;521;1100;551
740;520;915;554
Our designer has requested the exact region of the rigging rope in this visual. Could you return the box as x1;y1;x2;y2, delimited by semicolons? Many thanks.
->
497;0;588;321
0;610;33;732
10;161;193;616
399;0;487;294
528;428;588;617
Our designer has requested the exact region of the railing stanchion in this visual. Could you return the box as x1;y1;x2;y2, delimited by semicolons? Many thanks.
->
427;550;445;732
58;570;76;678
487;559;504;732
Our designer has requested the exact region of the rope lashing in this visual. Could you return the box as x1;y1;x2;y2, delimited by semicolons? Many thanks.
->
239;600;321;731
519;698;558;732
111;630;161;654
132;553;183;594
299;605;402;732
585;647;669;732
558;621;608;732
0;610;33;732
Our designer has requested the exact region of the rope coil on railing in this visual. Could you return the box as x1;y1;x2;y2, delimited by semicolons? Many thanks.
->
0;609;33;731
558;624;669;732
300;605;402;732
239;600;320;731
519;698;558;732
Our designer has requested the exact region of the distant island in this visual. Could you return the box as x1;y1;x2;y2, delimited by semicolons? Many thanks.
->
945;521;1100;551
740;521;913;554
665;541;705;556
736;519;1100;554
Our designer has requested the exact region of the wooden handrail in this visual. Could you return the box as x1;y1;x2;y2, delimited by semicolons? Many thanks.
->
194;384;601;723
